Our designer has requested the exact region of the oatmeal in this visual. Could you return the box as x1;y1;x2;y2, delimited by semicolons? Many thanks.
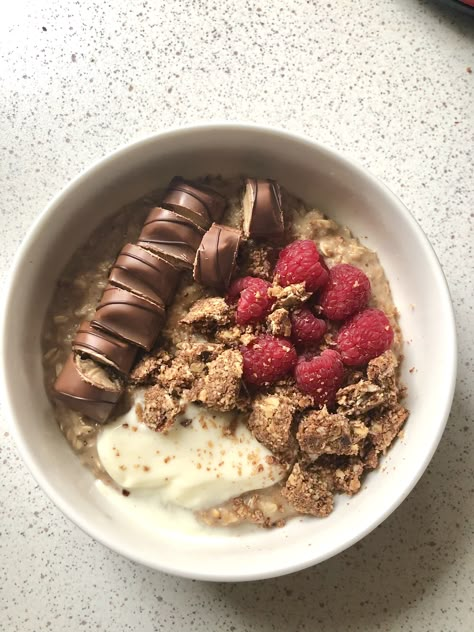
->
42;175;408;531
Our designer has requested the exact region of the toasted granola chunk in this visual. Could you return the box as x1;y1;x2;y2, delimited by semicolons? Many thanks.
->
181;297;233;332
214;325;243;345
143;384;184;431
247;385;312;459
214;324;260;347
360;444;379;470
157;341;225;396
266;308;292;337
129;350;171;385
198;492;292;528
332;458;365;495
248;393;296;460
336;380;390;416
192;349;243;411
367;351;399;406
175;341;224;365
369;404;409;452
268;282;311;310
158;355;195;395
282;462;334;517
231;493;290;528
297;407;368;460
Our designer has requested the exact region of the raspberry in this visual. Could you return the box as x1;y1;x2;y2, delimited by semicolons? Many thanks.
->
337;308;394;366
241;334;297;386
290;308;327;345
294;349;344;406
318;263;371;321
227;276;274;325
274;240;328;292
227;276;255;303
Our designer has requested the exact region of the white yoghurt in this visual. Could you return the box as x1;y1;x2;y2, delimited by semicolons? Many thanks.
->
97;399;286;511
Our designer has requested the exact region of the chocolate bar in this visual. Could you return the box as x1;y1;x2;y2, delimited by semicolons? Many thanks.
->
242;178;284;239
109;243;180;306
138;207;204;269
194;223;241;290
162;177;226;228
53;354;123;423
72;321;138;374
92;285;165;351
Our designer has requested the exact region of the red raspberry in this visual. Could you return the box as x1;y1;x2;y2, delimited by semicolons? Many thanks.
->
290;308;327;345
318;263;371;321
274;240;328;292
337;308;394;366
227;276;255;303
227;276;274;326
241;334;297;386
294;349;344;406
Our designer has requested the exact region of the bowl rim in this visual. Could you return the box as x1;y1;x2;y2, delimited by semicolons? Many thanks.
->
0;122;457;581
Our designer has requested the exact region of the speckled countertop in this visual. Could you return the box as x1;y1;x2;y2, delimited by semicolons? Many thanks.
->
1;1;473;630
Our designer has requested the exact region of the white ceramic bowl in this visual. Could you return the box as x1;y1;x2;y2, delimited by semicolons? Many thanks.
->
1;124;456;581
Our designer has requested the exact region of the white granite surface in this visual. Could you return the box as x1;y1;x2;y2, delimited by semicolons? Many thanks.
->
1;1;473;630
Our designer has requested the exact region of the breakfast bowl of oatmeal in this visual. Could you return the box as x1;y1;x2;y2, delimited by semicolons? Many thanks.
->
1;124;456;581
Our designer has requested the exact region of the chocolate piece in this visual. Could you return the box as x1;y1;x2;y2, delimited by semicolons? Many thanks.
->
194;223;241;290
138;207;204;269
162;177;226;227
109;243;180;306
242;178;284;239
92;285;166;351
53;354;123;423
72;321;138;374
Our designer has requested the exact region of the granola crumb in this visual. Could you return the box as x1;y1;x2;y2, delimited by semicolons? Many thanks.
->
181;297;233;332
143;384;184;431
297;407;367;461
192;349;244;411
336;380;389;416
331;457;364;495
369;404;409;453
248;385;312;460
248;392;296;460
268;282;311;310
282;462;334;517
266;308;292;337
361;445;379;470
129;350;171;385
367;350;399;406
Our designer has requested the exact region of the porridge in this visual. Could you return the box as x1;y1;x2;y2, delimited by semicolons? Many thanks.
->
43;175;408;531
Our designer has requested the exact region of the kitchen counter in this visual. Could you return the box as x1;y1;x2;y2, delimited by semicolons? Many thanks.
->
1;1;473;630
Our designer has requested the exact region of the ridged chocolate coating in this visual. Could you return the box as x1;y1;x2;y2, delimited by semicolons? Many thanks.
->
242;178;284;238
92;285;166;351
53;354;122;423
109;243;179;306
72;321;138;374
138;207;204;269
194;223;241;290
162;177;226;227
